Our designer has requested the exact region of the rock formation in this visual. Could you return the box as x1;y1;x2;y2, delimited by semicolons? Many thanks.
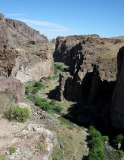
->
111;47;124;130
55;35;121;101
0;100;57;160
0;13;55;82
0;77;25;102
54;34;122;66
54;34;124;130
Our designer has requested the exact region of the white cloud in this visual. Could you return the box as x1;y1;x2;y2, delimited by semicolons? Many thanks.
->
19;19;58;27
17;19;70;39
7;14;27;16
19;19;69;30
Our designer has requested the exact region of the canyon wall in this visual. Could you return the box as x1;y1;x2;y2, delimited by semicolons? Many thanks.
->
54;35;124;130
111;47;124;130
0;13;54;82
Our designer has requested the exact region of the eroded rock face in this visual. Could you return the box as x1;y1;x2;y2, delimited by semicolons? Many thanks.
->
54;34;122;66
0;13;54;82
0;77;25;102
111;47;124;130
11;43;54;82
55;35;124;130
56;35;118;102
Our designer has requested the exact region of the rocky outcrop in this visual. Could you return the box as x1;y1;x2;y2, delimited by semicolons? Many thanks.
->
55;35;124;131
0;13;54;82
0;100;57;160
0;77;25;102
111;47;124;130
11;43;54;82
56;35;118;102
54;35;89;65
54;34;122;66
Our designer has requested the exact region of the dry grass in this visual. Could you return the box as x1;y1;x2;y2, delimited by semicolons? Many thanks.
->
0;92;15;113
96;40;124;59
52;118;88;160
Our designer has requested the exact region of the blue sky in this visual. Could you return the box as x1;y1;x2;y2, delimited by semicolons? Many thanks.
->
1;0;124;39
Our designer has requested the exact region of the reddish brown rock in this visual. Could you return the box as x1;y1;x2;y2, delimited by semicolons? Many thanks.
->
55;35;124;130
0;77;25;102
0;13;54;82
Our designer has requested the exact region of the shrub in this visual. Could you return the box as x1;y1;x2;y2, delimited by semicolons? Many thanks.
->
0;153;6;160
25;94;30;100
103;136;109;143
36;142;47;152
9;146;16;155
32;88;39;94
32;82;43;94
25;86;30;94
88;126;105;160
34;82;43;88
54;105;62;113
34;95;62;113
118;150;124;158
47;76;52;79
54;64;65;72
50;99;56;105
115;134;124;144
113;134;124;147
4;106;29;122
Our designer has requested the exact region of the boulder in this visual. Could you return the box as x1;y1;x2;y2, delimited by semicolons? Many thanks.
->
0;77;25;102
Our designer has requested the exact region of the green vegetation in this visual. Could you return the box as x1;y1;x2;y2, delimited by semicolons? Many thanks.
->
50;99;56;105
25;83;31;100
118;150;124;158
47;75;59;80
113;134;124;148
103;136;109;143
34;94;62;113
32;81;43;94
88;126;105;160
25;85;30;95
4;106;29;122
25;81;44;99
0;153;6;160
54;63;66;72
36;142;47;153
9;146;16;155
52;158;58;160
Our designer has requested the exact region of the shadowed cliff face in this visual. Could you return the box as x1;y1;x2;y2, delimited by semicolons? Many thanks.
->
56;36;118;102
54;35;124;131
111;47;124;130
0;13;55;82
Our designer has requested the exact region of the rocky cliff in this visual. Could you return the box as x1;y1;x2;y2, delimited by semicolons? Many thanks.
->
0;13;54;82
111;47;124;130
55;35;122;101
54;35;124;130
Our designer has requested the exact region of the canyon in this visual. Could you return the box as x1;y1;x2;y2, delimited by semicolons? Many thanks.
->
0;13;124;159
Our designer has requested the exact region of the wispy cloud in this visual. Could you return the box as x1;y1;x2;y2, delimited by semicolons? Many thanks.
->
7;14;27;16
16;19;70;39
19;19;69;30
